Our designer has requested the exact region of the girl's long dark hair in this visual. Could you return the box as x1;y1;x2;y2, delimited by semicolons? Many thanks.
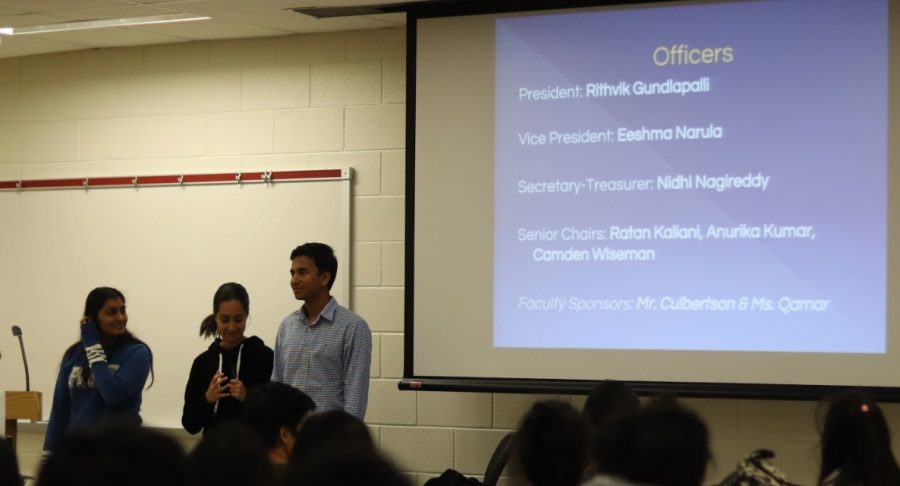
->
199;282;250;339
63;287;154;388
817;390;900;486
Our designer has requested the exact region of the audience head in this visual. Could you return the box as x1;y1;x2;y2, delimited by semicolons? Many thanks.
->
583;381;641;474
514;400;590;486
0;438;22;486
594;396;710;486
36;419;186;486
187;421;274;486
283;448;409;486
583;380;641;430
242;382;316;462
817;390;900;486
290;409;376;465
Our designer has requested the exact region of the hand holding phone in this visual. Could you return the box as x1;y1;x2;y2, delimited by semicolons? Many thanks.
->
205;372;231;403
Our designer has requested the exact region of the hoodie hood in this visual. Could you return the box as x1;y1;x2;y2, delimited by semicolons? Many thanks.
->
206;335;266;352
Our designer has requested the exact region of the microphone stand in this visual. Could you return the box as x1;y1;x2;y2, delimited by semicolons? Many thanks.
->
6;325;41;447
11;326;29;391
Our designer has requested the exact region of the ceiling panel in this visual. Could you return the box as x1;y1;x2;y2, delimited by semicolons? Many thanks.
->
172;0;333;32
0;0;419;59
0;0;128;13
360;12;405;25
49;5;180;21
129;17;292;41
0;13;69;27
39;25;190;47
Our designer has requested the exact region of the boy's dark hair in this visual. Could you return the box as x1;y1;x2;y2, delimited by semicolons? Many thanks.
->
187;422;274;486
284;447;409;486
595;396;710;486
290;242;338;290
290;409;375;465
516;400;589;486
243;382;316;448
583;380;640;429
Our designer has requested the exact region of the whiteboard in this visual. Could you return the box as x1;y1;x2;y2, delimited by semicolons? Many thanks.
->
0;169;351;428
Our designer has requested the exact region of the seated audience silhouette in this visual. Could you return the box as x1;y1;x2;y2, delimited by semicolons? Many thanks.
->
242;381;316;480
512;400;590;486
817;390;900;486
282;447;409;486
0;437;23;486
36;419;186;486
583;380;641;477
583;380;641;430
588;396;710;486
289;409;376;466
284;409;403;486
187;421;274;486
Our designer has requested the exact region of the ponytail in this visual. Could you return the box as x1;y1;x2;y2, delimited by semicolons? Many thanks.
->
199;314;217;339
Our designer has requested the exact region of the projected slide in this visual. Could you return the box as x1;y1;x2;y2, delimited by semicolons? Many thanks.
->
493;0;887;352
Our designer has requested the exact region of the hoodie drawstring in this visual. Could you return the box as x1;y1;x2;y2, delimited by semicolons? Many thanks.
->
212;342;244;415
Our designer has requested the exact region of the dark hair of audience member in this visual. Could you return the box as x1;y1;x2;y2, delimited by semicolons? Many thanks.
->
514;400;589;486
243;382;317;449
582;381;641;476
290;409;376;465
282;447;409;486
36;419;186;486
817;390;900;486
187;421;274;486
0;438;22;486
594;396;710;486
583;380;640;430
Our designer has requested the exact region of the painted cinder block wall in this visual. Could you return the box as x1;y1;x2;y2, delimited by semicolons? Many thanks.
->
2;27;898;486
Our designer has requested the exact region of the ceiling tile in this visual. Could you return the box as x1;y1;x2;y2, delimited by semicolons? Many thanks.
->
173;0;320;31
130;17;290;41
39;25;190;47
361;12;406;26
0;13;69;27
0;0;127;13
48;5;179;21
0;0;415;59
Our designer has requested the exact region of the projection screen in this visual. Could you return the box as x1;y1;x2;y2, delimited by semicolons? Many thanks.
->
405;0;899;398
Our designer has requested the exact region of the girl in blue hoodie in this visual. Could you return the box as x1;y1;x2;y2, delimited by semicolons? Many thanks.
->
43;287;154;455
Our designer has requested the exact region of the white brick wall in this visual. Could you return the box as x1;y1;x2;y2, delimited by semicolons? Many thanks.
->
242;64;311;110
273;108;344;153
381;333;405;378
2;26;893;486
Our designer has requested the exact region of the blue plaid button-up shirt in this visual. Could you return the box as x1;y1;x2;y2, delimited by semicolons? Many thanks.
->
272;297;372;419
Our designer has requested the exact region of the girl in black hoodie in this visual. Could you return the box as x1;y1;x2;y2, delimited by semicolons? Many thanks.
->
182;282;274;435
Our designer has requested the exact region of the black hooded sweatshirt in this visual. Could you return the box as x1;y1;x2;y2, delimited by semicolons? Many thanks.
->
181;335;273;435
